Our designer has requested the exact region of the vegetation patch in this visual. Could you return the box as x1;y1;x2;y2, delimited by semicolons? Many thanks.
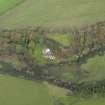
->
46;33;72;46
81;55;105;82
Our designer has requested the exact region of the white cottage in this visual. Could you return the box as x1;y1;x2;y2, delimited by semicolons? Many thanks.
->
42;48;55;60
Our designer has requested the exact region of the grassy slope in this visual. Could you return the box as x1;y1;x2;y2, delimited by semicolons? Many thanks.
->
0;0;24;16
64;97;105;105
44;82;105;105
0;75;105;105
0;1;105;105
81;55;105;82
0;75;53;105
0;0;105;28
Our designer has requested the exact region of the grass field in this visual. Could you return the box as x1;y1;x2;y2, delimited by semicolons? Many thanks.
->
0;0;105;28
0;74;105;105
81;55;105;82
0;75;54;105
64;97;105;105
0;0;24;16
46;33;72;46
41;82;105;105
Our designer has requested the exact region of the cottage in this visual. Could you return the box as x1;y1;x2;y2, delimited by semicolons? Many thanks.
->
42;48;55;60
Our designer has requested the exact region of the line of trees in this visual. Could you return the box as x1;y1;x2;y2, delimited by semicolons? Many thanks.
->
69;21;105;63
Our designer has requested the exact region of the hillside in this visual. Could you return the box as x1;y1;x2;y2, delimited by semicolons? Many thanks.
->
0;0;105;105
0;0;105;28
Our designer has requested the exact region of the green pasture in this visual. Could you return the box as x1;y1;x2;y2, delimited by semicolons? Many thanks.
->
81;55;105;82
0;0;24;16
0;0;105;28
0;74;105;105
46;33;72;46
0;75;53;105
